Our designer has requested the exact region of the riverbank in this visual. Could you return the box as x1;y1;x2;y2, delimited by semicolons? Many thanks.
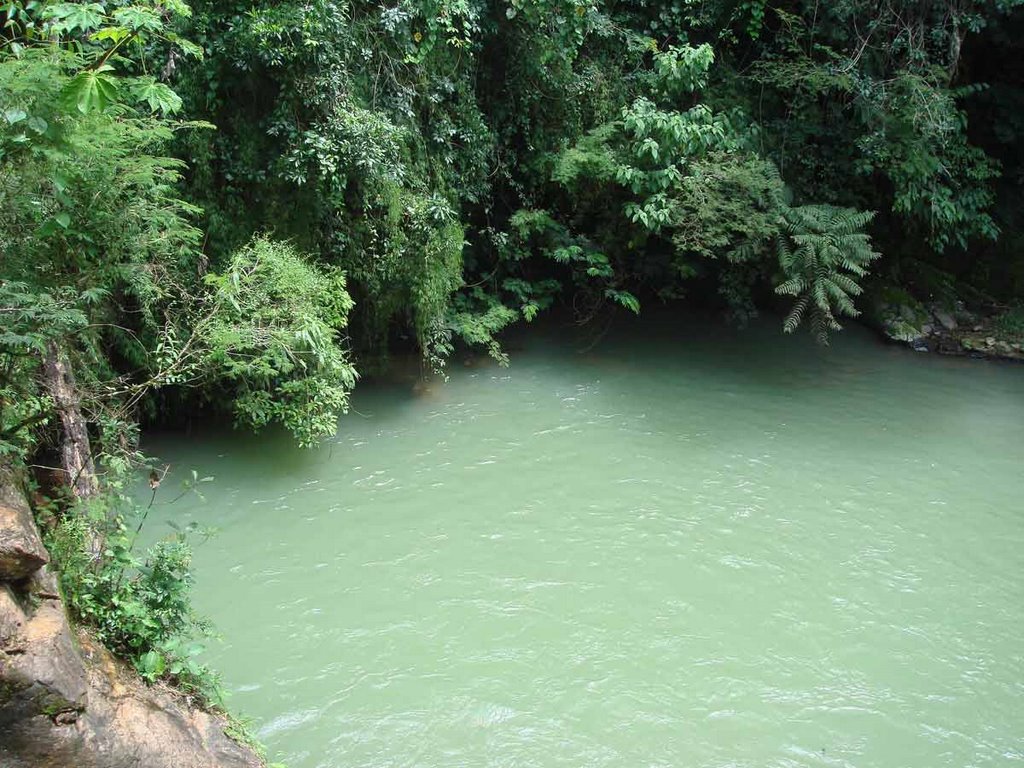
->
869;292;1024;362
0;466;263;768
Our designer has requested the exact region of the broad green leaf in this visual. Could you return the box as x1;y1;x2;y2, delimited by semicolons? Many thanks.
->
129;78;183;115
37;214;70;238
91;25;131;43
164;31;204;59
3;108;27;124
64;68;120;114
159;0;193;18
112;6;162;33
137;649;165;678
42;2;106;34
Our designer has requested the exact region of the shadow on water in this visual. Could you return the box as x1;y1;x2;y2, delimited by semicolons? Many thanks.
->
144;422;317;485
513;308;887;400
569;306;1021;394
146;308;1022;475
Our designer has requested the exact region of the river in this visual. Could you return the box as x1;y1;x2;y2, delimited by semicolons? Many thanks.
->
141;314;1024;768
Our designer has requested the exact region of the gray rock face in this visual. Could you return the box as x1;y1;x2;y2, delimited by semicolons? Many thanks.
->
24;564;61;600
3;634;262;768
0;584;26;648
0;466;263;768
934;308;957;331
0;598;89;725
0;478;48;581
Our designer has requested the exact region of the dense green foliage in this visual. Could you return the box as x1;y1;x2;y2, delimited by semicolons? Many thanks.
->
4;0;1024;459
163;0;1024;356
194;237;358;447
1;0;1023;738
45;485;219;697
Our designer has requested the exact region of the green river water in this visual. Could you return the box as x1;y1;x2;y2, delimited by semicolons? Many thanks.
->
142;316;1024;768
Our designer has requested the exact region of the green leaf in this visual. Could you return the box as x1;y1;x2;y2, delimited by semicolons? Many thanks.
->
112;6;162;33
80;287;110;305
164;31;204;59
43;2;107;34
91;25;131;44
606;289;641;314
129;78;183;115
160;0;193;18
37;214;70;238
3;108;27;124
137;649;166;680
64;68;120;114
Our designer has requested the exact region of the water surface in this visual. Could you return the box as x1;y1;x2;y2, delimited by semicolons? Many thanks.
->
143;316;1024;768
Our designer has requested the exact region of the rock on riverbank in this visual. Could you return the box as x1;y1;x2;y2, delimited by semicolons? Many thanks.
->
0;466;262;768
868;294;1024;361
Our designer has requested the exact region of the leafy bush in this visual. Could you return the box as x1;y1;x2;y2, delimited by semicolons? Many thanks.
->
46;493;222;704
197;237;359;447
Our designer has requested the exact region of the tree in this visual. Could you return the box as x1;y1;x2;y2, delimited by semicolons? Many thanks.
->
196;237;358;448
775;206;880;342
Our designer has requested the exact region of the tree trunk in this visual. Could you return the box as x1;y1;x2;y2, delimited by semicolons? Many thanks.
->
42;342;100;502
948;18;965;84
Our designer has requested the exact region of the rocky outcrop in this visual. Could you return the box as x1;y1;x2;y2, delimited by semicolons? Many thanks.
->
868;294;1024;362
0;476;48;581
3;633;262;768
0;466;262;768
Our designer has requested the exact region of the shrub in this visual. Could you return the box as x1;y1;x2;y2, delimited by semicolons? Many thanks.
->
46;493;223;705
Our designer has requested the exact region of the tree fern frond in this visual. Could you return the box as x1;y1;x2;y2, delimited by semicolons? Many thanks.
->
775;277;804;296
783;295;809;333
824;281;856;314
830;273;862;295
774;202;877;342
